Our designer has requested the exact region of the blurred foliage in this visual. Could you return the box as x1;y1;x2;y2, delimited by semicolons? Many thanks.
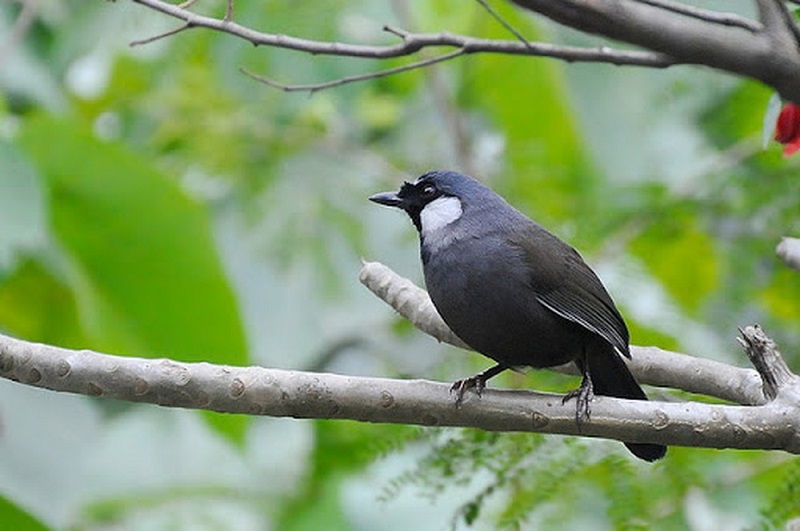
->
0;0;799;529
0;496;48;531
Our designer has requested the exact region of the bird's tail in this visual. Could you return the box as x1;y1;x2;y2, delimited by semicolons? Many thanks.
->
586;348;667;462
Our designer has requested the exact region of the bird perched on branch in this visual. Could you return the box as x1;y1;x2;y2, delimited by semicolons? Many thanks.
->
370;170;666;462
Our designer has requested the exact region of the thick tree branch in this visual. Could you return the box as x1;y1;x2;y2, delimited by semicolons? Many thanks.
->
636;0;761;32
509;0;800;102
755;0;800;47
0;332;798;453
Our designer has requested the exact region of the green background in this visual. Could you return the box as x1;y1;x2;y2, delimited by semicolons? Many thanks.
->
0;1;798;529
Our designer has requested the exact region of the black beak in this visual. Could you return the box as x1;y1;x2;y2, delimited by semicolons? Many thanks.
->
369;191;404;208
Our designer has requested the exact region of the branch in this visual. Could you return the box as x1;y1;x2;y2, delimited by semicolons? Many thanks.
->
126;0;675;67
755;0;800;52
240;50;467;93
509;0;800;102
636;0;762;32
359;261;766;406
130;22;192;46
124;0;800;100
738;324;800;402
474;0;534;47
0;332;798;452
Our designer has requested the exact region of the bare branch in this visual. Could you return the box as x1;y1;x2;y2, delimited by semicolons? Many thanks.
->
358;261;767;406
738;324;800;402
755;0;793;32
127;0;674;68
0;332;798;452
509;0;800;102
755;0;800;54
224;0;233;22
636;0;762;32
130;22;193;47
475;0;534;47
123;0;800;100
240;50;466;93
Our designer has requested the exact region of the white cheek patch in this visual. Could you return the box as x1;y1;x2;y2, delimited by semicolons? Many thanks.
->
420;196;463;235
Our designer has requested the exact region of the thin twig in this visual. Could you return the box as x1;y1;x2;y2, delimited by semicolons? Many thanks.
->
240;50;466;93
635;0;761;32
128;0;674;67
123;0;800;102
224;0;233;22
130;22;193;47
474;0;533;48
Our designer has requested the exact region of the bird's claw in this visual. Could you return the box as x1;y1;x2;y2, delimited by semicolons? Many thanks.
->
562;376;594;425
449;375;486;407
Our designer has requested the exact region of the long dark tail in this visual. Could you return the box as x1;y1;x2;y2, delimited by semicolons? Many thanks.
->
585;347;667;462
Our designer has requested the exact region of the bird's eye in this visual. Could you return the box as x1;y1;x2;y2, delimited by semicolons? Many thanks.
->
421;184;436;198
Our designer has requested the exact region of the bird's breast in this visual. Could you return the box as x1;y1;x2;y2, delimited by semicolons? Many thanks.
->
422;237;587;368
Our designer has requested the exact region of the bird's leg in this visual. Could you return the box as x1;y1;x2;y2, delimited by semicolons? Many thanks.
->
562;354;594;424
450;363;508;407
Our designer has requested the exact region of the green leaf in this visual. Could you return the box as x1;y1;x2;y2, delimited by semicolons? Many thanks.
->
0;496;48;531
761;268;800;322
0;140;47;274
280;473;352;531
631;218;719;314
0;258;87;348
701;80;772;147
18;113;248;443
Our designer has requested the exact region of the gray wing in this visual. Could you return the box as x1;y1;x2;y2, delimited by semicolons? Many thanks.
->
512;225;630;358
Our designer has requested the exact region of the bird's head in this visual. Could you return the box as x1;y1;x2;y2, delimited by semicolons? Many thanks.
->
369;170;486;234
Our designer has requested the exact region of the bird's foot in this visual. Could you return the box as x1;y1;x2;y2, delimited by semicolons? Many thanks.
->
449;375;487;407
562;375;594;424
449;364;507;408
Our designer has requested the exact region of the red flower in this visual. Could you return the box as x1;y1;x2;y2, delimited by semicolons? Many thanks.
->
775;102;800;156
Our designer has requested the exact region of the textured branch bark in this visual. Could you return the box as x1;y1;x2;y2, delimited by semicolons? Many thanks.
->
755;0;800;49
509;0;800;102
0;332;799;452
738;324;800;402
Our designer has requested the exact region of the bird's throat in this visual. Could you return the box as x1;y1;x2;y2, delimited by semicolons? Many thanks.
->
420;196;463;236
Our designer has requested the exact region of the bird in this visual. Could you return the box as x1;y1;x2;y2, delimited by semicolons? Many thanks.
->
369;170;666;462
